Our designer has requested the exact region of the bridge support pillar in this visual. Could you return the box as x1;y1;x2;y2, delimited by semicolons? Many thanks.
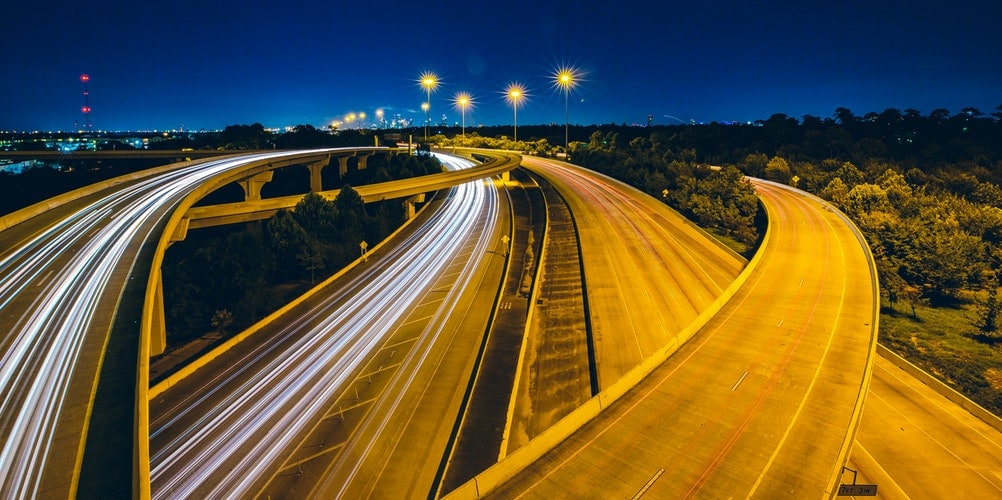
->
501;170;510;182
306;156;331;192
237;171;274;201
357;152;373;170
150;273;167;356
403;193;426;219
337;155;352;177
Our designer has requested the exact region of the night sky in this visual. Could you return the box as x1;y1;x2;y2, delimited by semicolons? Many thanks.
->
2;0;999;132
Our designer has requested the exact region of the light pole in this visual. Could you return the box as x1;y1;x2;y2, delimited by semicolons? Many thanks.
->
555;67;576;150
454;92;472;138
505;83;526;143
419;72;438;140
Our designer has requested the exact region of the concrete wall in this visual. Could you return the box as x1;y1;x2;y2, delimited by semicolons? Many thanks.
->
876;344;1002;432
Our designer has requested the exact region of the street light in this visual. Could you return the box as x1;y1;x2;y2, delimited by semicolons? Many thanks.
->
454;92;473;138
419;71;438;139
505;83;526;142
554;67;577;149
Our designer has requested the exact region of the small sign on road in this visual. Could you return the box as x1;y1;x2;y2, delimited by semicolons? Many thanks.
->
837;483;877;496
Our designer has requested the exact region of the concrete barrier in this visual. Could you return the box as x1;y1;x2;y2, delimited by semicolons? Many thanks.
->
876;343;1002;432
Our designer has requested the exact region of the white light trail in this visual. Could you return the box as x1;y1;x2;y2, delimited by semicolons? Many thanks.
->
0;150;335;498
149;153;499;498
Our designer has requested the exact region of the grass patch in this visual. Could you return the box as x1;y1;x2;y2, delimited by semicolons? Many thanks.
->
880;297;1002;416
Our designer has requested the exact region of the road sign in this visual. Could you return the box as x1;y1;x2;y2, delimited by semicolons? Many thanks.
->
837;483;877;496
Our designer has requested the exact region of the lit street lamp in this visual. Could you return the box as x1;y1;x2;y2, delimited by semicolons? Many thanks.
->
555;67;577;149
419;72;438;139
505;83;526;142
454;92;472;138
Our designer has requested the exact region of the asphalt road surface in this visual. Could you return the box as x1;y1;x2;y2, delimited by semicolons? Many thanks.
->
520;157;746;390
483;178;878;498
848;353;1002;498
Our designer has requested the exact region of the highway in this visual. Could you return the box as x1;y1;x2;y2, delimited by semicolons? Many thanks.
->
848;352;1002;498
520;157;746;389
471;177;877;498
0;150;333;498
499;158;746;454
149;153;505;498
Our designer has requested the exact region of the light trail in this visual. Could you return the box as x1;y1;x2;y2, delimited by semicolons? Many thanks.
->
0;150;334;498
149;153;499;498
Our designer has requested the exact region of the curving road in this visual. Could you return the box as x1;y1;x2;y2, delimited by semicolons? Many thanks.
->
520;157;746;389
149;153;504;498
849;352;1002;498
475;177;878;498
0;150;332;498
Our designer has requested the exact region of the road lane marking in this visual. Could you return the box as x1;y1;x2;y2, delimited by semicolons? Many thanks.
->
631;468;665;499
731;371;749;392
36;269;54;286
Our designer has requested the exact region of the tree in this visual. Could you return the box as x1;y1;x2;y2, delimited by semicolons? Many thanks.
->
820;177;850;206
266;210;310;280
293;192;338;241
834;107;857;125
211;309;234;333
976;282;1000;336
764;156;792;184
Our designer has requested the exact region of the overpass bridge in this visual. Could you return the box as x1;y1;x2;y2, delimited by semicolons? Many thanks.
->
0;147;517;498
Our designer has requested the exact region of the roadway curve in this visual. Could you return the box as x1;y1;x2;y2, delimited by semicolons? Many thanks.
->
458;176;877;498
149;153;505;498
1;147;502;498
519;157;746;389
849;352;1002;498
0;151;337;498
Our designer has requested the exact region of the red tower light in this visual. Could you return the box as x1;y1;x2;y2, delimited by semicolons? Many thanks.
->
80;74;90;83
81;106;91;114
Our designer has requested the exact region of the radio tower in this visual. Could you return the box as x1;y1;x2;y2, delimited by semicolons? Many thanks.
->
80;73;92;132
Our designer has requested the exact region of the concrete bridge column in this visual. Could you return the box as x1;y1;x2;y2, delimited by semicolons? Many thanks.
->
357;152;373;170
403;193;426;219
337;155;352;177
501;170;510;182
150;272;167;356
237;171;274;201
306;156;331;192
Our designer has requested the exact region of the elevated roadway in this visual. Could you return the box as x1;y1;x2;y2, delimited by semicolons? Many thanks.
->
148;153;507;498
449;173;879;498
0;148;515;498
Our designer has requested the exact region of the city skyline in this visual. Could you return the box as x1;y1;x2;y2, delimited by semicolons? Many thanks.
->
2;0;999;132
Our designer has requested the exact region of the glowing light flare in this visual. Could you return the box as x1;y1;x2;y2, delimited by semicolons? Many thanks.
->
418;72;439;93
504;83;527;108
454;92;473;111
555;68;576;91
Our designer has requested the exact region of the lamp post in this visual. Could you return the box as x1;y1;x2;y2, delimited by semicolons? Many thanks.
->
555;68;576;150
505;83;526;143
419;72;438;140
454;92;472;138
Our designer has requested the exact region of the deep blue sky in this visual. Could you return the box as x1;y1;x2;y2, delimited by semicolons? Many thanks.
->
2;0;999;131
